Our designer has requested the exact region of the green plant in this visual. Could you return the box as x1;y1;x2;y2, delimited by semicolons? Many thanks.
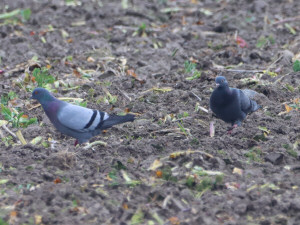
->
177;112;189;119
283;144;298;158
190;138;199;146
184;61;196;73
186;70;202;80
133;23;147;37
113;161;127;170
1;104;37;128
0;8;31;23
1;136;13;147
20;8;31;22
1;91;17;106
32;67;55;88
161;166;177;182
184;61;202;80
0;217;9;225
186;166;224;198
256;35;275;48
244;147;263;162
177;122;188;136
293;60;300;72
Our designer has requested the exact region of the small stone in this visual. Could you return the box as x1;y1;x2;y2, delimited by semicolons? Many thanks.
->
234;203;247;214
290;199;300;211
264;152;284;165
42;172;54;181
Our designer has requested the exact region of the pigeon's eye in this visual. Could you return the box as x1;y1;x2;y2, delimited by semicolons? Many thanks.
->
221;80;224;83
34;91;38;95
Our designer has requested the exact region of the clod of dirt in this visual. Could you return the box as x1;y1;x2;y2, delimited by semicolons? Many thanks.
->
278;50;294;66
264;152;284;165
44;151;77;170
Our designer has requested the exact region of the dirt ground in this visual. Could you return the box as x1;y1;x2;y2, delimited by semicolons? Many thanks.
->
0;0;300;224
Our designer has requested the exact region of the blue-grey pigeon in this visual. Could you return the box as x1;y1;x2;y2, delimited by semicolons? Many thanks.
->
209;76;260;132
31;88;135;145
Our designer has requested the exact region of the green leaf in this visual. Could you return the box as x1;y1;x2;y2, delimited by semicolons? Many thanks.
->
285;23;296;35
0;9;20;20
121;0;128;9
0;217;9;225
0;179;9;184
258;126;270;134
0;104;12;120
32;67;55;88
160;7;181;13
30;136;43;145
130;208;144;225
186;70;202;80
184;61;196;73
21;8;31;21
293;60;300;72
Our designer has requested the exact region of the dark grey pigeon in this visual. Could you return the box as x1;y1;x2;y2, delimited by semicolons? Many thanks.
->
31;88;135;145
209;76;260;132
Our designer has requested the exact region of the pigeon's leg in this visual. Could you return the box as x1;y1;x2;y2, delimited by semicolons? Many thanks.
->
74;139;79;146
227;124;238;134
227;121;241;135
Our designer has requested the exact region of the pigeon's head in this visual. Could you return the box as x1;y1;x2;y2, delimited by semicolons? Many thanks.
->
215;76;228;88
31;88;54;104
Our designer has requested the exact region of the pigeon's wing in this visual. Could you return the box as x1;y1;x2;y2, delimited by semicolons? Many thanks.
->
242;89;257;99
242;89;261;112
57;103;109;132
230;88;252;114
234;89;260;113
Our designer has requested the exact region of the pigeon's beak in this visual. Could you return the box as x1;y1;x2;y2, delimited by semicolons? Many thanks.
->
216;83;220;87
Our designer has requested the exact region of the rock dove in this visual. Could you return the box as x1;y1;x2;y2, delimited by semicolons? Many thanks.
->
209;76;260;132
31;88;135;145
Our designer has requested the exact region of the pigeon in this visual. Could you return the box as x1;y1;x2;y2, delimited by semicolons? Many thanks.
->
209;76;260;132
31;88;135;145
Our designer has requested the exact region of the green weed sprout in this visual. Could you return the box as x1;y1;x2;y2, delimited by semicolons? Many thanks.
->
32;67;55;89
184;60;202;80
1;104;37;145
293;60;300;72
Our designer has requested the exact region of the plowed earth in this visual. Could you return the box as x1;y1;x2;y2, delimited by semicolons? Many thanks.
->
0;0;300;224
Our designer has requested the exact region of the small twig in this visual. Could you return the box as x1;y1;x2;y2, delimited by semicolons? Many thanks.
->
272;15;300;25
114;25;162;32
83;140;107;149
162;195;173;209
117;87;132;101
216;69;264;73
191;92;209;114
151;128;190;135
171;116;193;122
263;6;269;34
28;104;41;111
190;91;202;101
198;106;209;114
58;97;84;102
2;125;17;138
161;150;214;161
0;129;4;138
266;55;283;71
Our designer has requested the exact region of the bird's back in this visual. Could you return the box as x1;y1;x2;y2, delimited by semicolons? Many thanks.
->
210;88;243;124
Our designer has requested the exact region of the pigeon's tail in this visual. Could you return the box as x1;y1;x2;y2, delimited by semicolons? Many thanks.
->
250;100;261;112
101;114;135;130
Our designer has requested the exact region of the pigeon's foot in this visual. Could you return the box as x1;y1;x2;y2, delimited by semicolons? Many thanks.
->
74;140;79;146
227;124;238;135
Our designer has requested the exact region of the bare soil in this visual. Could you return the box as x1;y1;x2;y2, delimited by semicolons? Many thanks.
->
0;0;300;224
